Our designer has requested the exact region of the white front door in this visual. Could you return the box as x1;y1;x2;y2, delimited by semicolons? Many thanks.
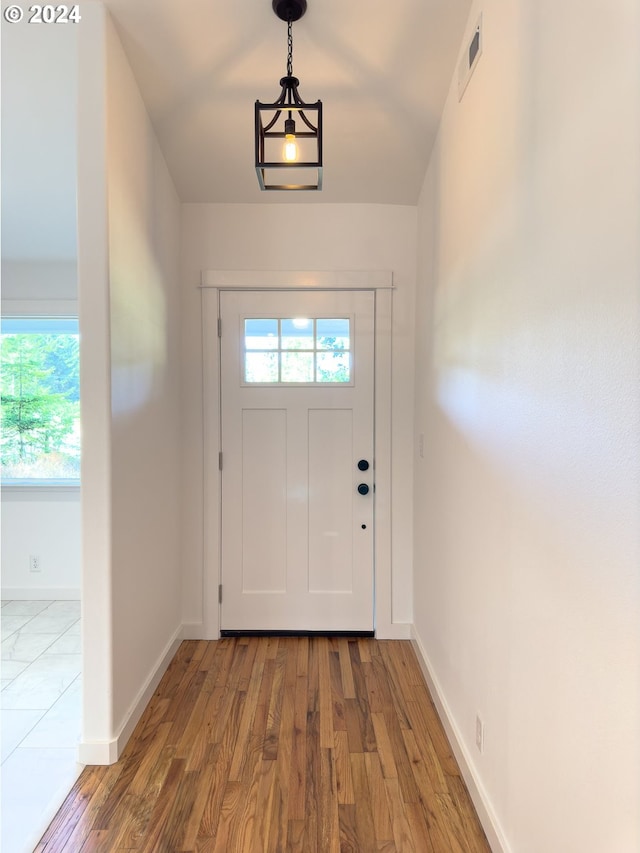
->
220;289;375;632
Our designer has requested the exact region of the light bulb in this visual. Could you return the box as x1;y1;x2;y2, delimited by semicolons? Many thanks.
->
284;134;298;162
284;117;298;162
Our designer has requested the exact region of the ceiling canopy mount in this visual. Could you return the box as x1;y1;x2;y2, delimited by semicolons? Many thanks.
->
272;0;307;22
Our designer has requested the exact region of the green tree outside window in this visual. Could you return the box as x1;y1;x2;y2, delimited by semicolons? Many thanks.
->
1;320;80;481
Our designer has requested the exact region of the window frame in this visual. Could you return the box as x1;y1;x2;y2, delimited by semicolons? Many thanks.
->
240;314;355;387
1;301;80;489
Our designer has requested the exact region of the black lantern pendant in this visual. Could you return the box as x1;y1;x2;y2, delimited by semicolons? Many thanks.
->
255;0;323;191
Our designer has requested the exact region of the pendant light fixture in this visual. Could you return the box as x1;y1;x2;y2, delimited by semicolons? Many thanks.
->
255;0;323;191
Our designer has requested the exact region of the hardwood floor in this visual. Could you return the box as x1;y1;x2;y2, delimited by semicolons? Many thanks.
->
36;637;490;852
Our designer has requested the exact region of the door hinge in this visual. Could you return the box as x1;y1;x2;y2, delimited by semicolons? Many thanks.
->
217;317;222;338
218;584;223;604
218;451;223;471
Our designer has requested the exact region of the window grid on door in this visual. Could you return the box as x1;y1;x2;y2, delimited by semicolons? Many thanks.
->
243;317;352;384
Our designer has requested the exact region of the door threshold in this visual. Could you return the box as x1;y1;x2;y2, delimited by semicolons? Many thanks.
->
220;630;375;638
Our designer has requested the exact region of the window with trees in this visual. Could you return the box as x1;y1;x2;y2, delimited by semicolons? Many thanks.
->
1;317;80;482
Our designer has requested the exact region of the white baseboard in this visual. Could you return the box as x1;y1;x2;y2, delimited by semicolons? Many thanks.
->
377;621;412;640
2;587;80;601
77;739;119;765
78;624;184;765
181;621;204;639
410;626;511;853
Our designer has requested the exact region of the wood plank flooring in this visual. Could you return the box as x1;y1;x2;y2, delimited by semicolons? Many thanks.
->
36;637;491;852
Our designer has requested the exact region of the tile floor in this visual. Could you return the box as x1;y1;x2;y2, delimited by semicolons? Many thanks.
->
1;600;83;853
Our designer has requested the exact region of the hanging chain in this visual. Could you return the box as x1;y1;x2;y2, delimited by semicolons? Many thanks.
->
287;18;293;77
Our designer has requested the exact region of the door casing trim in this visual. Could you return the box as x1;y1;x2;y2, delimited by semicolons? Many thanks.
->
201;270;400;639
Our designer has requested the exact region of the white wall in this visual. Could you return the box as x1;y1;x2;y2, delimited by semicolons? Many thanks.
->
1;490;80;599
1;15;77;261
180;203;417;632
2;260;77;302
77;6;183;762
2;11;80;602
413;2;640;851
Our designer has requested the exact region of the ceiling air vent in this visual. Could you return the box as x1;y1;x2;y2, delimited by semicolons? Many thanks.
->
458;13;483;100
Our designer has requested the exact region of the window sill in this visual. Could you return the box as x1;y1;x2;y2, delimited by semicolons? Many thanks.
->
1;481;81;500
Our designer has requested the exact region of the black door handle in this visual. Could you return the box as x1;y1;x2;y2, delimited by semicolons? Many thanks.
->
357;459;370;471
357;483;370;496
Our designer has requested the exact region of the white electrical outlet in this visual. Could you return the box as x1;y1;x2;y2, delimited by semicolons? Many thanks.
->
29;555;41;573
476;714;484;753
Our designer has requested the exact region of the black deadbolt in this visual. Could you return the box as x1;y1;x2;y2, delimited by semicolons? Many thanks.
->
357;483;370;496
357;459;370;471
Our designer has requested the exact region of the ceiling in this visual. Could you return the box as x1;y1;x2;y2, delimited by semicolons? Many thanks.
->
102;0;471;204
1;0;470;262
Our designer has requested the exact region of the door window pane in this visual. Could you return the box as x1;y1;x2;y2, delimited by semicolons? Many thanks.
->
245;351;278;382
245;318;278;349
316;318;350;350
281;318;314;350
317;351;350;383
282;352;314;382
243;317;351;384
